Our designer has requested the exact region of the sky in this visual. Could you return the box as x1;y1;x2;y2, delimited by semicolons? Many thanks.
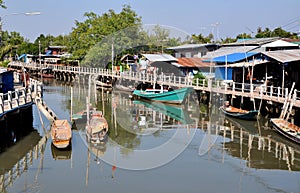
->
1;0;300;42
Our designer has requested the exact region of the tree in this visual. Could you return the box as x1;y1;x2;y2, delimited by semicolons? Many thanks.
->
255;27;298;39
191;33;212;43
0;0;6;8
67;4;142;65
236;33;252;39
221;37;236;43
0;30;27;60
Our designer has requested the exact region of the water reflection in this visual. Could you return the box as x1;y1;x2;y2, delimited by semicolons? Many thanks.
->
51;143;72;160
0;130;45;192
220;116;300;171
4;79;300;192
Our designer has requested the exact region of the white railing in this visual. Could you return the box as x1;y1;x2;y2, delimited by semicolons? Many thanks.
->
10;63;300;106
0;78;42;116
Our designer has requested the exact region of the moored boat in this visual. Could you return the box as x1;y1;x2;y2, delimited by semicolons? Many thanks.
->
270;118;300;144
132;87;193;104
51;119;72;148
219;104;258;120
86;110;109;143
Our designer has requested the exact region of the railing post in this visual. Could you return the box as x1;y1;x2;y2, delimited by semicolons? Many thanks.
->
277;87;280;100
242;82;244;93
270;86;273;97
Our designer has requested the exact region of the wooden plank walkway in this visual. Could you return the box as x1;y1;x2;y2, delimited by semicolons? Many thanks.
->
8;62;300;108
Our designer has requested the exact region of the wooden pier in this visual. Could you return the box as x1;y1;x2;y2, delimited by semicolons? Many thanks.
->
8;62;300;108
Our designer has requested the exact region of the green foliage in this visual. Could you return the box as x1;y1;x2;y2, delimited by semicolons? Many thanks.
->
193;72;205;79
68;4;142;63
221;37;237;43
0;0;6;8
191;33;212;43
236;33;252;39
192;72;207;86
0;60;9;67
255;27;298;39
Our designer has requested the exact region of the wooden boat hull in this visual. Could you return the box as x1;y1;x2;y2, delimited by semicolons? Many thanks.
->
51;120;72;149
270;118;300;144
132;87;193;104
86;111;109;143
220;106;258;120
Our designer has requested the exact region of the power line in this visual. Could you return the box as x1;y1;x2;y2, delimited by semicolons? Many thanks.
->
281;16;300;28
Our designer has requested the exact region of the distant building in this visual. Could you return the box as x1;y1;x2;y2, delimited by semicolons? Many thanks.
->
43;46;72;64
202;37;300;90
167;43;218;58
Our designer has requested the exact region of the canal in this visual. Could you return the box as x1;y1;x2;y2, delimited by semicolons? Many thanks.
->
2;79;300;193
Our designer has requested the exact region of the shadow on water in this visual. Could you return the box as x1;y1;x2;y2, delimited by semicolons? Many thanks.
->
0;105;45;192
0;105;34;153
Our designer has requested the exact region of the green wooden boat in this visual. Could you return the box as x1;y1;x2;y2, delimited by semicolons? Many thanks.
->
132;87;193;104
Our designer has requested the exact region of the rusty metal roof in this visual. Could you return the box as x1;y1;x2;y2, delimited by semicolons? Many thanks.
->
177;58;213;68
262;50;300;63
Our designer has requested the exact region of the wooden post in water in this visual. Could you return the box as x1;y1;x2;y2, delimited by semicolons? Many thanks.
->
70;86;73;123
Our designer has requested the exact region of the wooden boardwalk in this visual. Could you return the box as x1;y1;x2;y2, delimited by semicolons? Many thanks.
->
8;62;300;108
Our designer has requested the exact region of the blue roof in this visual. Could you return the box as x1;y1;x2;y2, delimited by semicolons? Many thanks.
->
210;52;258;63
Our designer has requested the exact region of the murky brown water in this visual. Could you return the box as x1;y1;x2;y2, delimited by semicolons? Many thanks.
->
1;79;300;193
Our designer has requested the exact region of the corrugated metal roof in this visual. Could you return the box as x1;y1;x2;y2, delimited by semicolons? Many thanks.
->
167;43;217;50
177;58;213;68
262;50;300;63
223;37;280;46
142;54;177;62
202;46;258;59
261;40;299;48
205;52;258;63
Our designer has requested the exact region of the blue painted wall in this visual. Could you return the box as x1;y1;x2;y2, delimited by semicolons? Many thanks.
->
215;67;233;80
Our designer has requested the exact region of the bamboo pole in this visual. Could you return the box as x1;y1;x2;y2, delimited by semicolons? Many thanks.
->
280;82;295;119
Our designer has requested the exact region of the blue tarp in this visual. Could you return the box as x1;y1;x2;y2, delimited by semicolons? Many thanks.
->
18;54;27;60
209;52;258;63
18;54;27;63
45;50;52;56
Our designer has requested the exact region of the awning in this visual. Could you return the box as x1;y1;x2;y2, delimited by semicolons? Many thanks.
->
214;60;268;68
207;52;258;63
262;50;300;63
